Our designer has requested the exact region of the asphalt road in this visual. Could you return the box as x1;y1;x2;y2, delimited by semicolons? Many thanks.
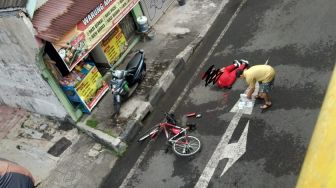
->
101;0;336;187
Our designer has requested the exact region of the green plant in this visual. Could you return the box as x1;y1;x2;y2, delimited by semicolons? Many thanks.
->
86;118;98;128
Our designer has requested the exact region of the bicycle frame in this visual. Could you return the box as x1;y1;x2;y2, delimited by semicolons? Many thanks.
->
137;113;201;157
159;122;188;144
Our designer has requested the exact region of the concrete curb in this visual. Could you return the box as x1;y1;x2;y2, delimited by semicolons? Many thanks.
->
119;120;142;143
118;99;152;143
76;122;127;155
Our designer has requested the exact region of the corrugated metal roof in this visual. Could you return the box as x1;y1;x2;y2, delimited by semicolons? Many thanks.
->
0;0;27;9
32;0;102;42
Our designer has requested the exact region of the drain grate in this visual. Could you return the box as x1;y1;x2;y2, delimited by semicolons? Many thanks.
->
47;137;72;157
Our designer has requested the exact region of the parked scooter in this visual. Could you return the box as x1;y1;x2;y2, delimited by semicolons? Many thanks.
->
110;49;146;116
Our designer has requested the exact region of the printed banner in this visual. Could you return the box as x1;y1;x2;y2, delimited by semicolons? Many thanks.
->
75;66;105;108
53;0;139;71
101;25;128;64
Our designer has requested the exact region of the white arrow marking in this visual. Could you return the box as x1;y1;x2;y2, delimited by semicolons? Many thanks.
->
221;121;249;176
195;111;244;188
195;110;243;188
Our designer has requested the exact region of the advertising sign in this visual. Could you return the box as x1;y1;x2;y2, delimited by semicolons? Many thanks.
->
101;25;128;64
75;66;108;109
53;0;139;71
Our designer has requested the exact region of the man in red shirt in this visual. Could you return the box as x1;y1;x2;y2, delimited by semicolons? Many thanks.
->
202;59;249;89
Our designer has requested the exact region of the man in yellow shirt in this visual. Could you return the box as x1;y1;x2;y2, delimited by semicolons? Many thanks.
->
236;65;276;110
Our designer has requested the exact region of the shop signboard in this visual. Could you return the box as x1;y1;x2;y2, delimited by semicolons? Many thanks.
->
53;0;140;71
61;62;109;113
75;66;109;110
101;25;128;64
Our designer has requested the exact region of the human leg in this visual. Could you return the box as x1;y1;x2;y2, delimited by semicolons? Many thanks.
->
260;93;271;105
223;64;237;74
259;81;273;109
237;63;247;71
239;59;249;68
255;93;264;100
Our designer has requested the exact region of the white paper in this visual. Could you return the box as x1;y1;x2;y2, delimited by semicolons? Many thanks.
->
238;93;253;109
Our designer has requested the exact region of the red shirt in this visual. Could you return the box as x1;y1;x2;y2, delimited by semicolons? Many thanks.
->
216;64;247;88
217;72;236;88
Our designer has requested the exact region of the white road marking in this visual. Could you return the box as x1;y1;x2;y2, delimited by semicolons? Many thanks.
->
221;121;249;176
195;111;244;188
195;90;252;188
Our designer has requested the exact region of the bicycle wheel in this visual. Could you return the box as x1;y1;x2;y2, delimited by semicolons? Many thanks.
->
137;125;160;142
172;136;201;157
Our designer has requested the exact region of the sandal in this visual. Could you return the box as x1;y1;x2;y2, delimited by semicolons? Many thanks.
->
255;95;263;100
260;103;272;112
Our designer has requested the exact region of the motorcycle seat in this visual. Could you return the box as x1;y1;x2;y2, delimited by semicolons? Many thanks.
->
126;52;143;72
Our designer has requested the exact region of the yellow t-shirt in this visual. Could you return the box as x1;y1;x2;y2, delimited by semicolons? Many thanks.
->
243;65;276;88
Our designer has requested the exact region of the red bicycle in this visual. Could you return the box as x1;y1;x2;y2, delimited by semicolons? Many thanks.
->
137;112;201;157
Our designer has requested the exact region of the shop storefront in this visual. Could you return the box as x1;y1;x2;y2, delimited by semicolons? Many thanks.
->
33;0;144;119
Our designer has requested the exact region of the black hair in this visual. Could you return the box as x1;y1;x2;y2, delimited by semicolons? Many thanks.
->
236;69;244;78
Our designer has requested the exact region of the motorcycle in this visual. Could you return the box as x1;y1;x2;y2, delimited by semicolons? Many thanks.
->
110;49;146;115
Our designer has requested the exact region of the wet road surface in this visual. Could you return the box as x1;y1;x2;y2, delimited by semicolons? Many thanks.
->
101;0;336;187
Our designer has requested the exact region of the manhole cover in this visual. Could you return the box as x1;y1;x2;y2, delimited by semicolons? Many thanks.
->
47;137;72;157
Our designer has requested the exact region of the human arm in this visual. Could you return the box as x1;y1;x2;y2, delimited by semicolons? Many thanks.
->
246;87;255;99
245;77;256;99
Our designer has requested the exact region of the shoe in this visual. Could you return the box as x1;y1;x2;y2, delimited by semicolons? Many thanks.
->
233;60;241;67
239;59;249;65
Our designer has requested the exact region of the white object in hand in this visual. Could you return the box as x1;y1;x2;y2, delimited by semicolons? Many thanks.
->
239;94;253;109
240;94;251;102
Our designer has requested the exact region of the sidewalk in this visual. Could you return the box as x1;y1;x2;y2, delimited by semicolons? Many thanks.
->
0;0;228;187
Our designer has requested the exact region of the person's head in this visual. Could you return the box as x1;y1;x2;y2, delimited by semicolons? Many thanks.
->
236;69;244;78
